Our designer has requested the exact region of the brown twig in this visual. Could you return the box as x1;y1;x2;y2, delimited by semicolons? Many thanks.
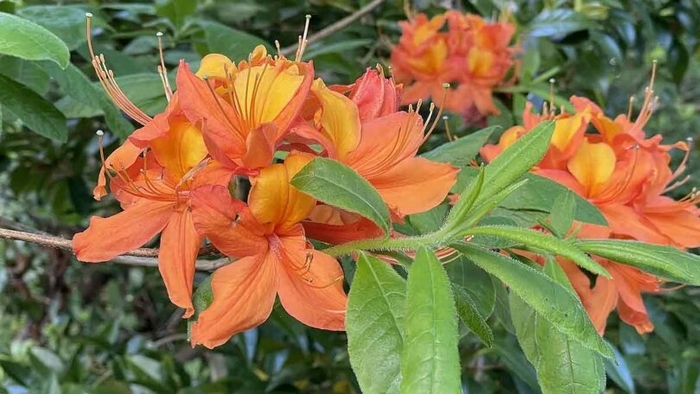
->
280;0;386;57
0;227;230;271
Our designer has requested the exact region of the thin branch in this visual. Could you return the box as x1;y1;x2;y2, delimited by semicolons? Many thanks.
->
0;227;230;271
280;0;386;57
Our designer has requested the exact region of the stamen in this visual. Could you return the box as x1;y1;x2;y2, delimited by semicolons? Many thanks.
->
176;157;211;190
156;32;173;101
95;129;115;186
295;14;312;62
628;61;658;135
627;96;635;119
443;115;456;142
548;78;555;109
86;14;152;125
274;40;282;57
597;144;640;202
203;76;240;133
421;83;450;144
664;139;693;193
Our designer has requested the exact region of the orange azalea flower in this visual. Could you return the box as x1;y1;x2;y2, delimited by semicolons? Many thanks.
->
73;90;228;318
391;13;454;109
175;45;314;173
559;258;660;334
479;82;700;334
391;10;517;119
189;153;347;348
298;69;458;219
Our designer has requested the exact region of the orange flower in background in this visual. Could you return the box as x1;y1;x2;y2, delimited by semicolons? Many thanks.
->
176;45;314;174
479;79;700;334
391;13;454;108
189;153;347;348
391;10;518;120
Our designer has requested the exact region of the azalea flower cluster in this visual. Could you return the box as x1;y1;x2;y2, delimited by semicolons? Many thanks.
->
72;24;458;348
480;80;700;334
390;10;518;121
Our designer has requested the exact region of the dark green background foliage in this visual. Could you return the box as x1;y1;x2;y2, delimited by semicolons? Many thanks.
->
1;0;699;392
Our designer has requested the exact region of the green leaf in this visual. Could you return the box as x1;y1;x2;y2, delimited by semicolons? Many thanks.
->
510;260;606;394
475;121;554;205
198;20;270;61
501;174;606;226
107;73;169;116
155;0;196;30
0;358;31;387
38;62;133;138
451;283;493;347
0;73;66;141
453;167;607;226
466;225;610;278
444;165;485;228
291;157;391;234
0;12;69;69
187;275;213;341
422;126;497;166
401;247;460;394
452;242;613;358
406;203;449;235
574;239;700;285
28;347;65;376
347;253;407;394
528;9;596;39
57;72;170;121
445;255;496;318
493;337;539;389
0;55;51;95
17;5;91;50
543;190;576;238
452;178;528;231
604;346;635;394
303;39;374;60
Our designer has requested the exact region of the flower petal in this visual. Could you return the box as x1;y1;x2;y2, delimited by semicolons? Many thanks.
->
349;67;401;121
176;61;244;168
149;119;208;180
303;206;383;244
190;185;267;257
310;78;361;160
599;204;668;244
196;53;235;80
249;154;315;229
611;264;658;334
345;111;424;178
94;140;143;200
643;208;700;248
158;209;201;318
567;139;616;197
190;253;278;348
276;235;347;330
368;157;458;217
73;200;172;262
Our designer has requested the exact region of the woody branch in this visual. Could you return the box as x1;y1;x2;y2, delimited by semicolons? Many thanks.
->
0;226;229;271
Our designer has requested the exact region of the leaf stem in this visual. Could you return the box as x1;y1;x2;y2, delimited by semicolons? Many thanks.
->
323;228;453;257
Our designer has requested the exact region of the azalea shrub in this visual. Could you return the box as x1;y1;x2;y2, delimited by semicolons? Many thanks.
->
2;1;700;393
